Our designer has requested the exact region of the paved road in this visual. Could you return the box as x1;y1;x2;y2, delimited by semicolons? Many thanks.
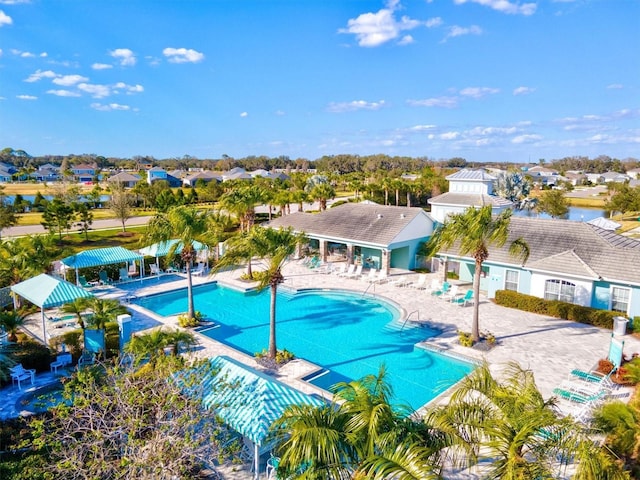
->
3;215;153;238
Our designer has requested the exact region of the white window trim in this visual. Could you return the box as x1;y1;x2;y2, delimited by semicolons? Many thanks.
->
504;269;519;292
610;286;631;315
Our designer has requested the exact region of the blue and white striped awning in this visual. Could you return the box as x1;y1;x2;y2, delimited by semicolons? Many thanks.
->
139;239;207;258
192;356;324;446
11;273;93;308
61;246;143;269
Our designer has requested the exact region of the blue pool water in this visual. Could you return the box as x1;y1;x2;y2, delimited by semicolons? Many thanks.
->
134;284;474;409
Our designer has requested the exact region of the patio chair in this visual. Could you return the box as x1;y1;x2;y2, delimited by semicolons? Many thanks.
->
78;275;98;288
425;278;441;294
345;264;363;279
150;264;162;275
10;363;35;389
408;274;427;290
192;262;206;277
332;263;348;276
98;270;113;285
372;270;388;284
338;264;356;277
388;275;409;287
363;268;378;282
431;281;451;297
451;289;474;307
78;351;96;368
50;352;73;374
441;284;459;301
119;267;130;282
552;387;607;405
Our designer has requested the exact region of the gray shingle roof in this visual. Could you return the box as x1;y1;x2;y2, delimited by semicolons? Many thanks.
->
428;192;513;208
439;216;640;284
446;168;496;181
266;203;431;247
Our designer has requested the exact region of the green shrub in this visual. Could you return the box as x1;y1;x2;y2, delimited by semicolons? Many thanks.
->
49;330;83;359
494;290;619;329
11;339;52;372
177;311;203;328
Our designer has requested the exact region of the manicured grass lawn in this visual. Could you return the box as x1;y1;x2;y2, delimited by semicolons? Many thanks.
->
16;209;149;226
56;226;147;257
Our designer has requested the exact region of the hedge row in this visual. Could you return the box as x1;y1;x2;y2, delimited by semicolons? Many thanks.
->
494;290;621;329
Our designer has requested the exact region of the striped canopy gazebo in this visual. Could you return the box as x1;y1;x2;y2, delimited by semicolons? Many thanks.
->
139;239;208;273
61;246;145;284
192;356;325;478
11;273;94;342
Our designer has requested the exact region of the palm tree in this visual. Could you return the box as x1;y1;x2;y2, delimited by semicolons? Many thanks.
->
309;183;335;211
591;398;640;471
425;362;586;479
215;226;304;358
272;366;446;479
60;297;90;329
0;310;26;342
84;298;129;359
125;328;196;368
218;184;266;232
425;206;529;342
144;206;219;321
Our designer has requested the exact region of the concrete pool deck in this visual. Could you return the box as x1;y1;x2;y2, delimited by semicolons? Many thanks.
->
7;262;640;479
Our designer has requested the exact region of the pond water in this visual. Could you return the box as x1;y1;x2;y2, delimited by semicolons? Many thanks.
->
515;206;605;222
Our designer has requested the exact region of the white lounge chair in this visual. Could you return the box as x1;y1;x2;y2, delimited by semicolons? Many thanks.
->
442;285;459;301
10;363;35;389
389;276;409;287
372;270;388;284
408;274;427;289
50;352;72;374
333;263;348;276
345;264;363;279
338;264;356;277
192;263;206;277
425;278;441;294
150;264;162;275
363;269;378;282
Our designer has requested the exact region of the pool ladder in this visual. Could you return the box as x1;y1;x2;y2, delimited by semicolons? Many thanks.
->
400;310;420;331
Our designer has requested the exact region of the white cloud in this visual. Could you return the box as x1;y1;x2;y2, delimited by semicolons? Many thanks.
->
162;47;205;63
425;17;443;28
53;74;88;86
512;134;542;144
25;69;57;82
240;112;248;118
113;82;144;94
409;124;437;131
90;102;131;111
459;86;500;98
327;100;386;112
77;83;111;98
92;63;113;70
407;96;458;108
110;48;136;66
0;10;12;26
16;94;36;100
0;1;31;4
442;25;482;41
454;0;537;15
513;86;535;95
398;35;414;45
440;131;460;140
46;89;81;97
468;126;518;136
275;110;285;116
607;83;623;89
339;1;422;47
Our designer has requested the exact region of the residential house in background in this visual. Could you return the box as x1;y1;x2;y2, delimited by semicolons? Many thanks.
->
523;165;560;187
107;171;140;189
146;166;182;187
182;171;221;187
427;168;513;223
72;164;97;183
601;171;629;183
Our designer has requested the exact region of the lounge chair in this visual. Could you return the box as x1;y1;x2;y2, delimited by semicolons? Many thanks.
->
98;270;113;285
150;264;162;275
451;289;474;306
10;363;35;389
441;284;459;301
569;369;616;390
408;274;427;290
192;262;206;277
78;275;97;288
553;387;607;405
333;263;348;276
119;267;130;282
338;264;356;278
389;276;409;287
372;270;388;284
362;268;378;282
345;264;363;279
425;278;441;294
431;281;451;297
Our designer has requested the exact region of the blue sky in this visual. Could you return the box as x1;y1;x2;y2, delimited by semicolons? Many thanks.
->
0;0;638;163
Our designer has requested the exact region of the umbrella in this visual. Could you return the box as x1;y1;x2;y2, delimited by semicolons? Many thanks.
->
11;273;94;342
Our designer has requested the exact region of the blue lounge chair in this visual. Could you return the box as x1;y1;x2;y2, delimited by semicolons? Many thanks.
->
431;281;450;297
78;275;97;288
98;270;113;285
552;387;607;404
452;289;474;306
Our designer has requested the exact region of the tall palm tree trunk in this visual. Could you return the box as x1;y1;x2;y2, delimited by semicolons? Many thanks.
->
472;259;482;342
186;262;195;319
269;284;277;358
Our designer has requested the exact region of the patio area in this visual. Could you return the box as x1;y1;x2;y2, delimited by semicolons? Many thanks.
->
3;260;640;479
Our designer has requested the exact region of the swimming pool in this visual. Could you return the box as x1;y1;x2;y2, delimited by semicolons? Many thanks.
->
134;283;474;409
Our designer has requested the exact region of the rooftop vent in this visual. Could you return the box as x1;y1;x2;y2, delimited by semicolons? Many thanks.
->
377;214;383;219
400;214;406;219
